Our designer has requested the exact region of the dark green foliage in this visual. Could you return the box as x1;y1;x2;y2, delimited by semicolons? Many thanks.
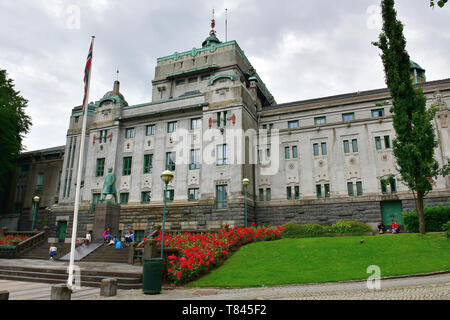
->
0;69;31;194
430;0;447;7
282;220;374;238
402;205;450;232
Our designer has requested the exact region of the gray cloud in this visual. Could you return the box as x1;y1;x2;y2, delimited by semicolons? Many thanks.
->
0;0;449;151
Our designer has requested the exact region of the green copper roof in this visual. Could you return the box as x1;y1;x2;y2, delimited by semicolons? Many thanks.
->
410;60;425;71
166;65;219;79
71;104;96;117
202;34;221;48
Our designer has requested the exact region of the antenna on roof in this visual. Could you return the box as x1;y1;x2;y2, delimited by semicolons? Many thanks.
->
116;69;120;81
225;8;228;42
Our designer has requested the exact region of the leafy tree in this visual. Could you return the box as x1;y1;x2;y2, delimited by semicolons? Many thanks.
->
373;0;450;234
430;0;447;7
0;69;32;194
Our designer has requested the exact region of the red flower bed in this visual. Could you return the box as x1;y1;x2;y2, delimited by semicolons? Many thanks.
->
154;224;284;285
0;234;29;246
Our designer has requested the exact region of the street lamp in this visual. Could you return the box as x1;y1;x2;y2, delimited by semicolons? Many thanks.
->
242;178;250;228
32;196;40;231
160;170;174;259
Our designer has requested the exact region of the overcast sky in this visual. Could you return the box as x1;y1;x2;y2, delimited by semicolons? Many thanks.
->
1;0;449;151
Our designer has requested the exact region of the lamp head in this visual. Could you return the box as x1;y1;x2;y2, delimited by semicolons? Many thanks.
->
242;178;250;186
33;196;40;203
161;170;174;184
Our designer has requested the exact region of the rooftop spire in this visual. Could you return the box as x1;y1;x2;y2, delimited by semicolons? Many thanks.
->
210;8;216;36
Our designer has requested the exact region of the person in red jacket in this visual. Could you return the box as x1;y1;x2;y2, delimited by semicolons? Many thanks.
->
391;220;399;233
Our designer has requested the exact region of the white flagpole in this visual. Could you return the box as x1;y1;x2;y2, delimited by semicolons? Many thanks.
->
67;36;95;289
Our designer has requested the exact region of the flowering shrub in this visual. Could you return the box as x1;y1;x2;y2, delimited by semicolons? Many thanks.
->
0;234;29;246
154;224;284;285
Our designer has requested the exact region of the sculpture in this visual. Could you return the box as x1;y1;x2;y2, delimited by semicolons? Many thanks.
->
102;168;117;202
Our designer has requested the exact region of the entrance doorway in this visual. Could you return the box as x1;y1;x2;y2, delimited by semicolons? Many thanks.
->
381;201;403;229
58;221;67;243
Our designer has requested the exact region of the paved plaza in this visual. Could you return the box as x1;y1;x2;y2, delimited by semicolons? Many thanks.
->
1;271;448;300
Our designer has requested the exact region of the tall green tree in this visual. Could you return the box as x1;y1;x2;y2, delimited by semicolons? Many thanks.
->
373;0;450;234
0;69;32;194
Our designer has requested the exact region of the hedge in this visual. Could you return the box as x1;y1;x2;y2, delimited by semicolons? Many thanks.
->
402;204;450;233
281;220;374;238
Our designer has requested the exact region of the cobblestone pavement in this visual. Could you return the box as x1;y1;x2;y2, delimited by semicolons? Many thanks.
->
0;279;102;300
94;273;450;300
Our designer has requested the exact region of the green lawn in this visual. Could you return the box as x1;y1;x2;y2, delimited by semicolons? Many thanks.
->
187;233;450;288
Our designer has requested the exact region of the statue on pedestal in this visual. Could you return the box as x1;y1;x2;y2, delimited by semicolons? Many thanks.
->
102;168;117;203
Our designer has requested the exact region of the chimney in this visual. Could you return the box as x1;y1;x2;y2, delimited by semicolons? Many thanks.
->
113;80;120;96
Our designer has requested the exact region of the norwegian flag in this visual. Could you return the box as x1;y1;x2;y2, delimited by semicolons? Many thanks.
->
82;40;93;109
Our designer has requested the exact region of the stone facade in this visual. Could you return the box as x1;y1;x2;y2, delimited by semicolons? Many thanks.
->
1;31;450;238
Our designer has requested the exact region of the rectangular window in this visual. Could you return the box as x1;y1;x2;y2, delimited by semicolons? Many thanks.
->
36;173;44;190
190;118;202;130
343;140;350;154
143;154;153;174
324;184;331;198
390;179;397;194
321;142;327;156
352;139;359;153
188;188;199;201
286;187;292;200
384;135;391;149
292;146;298;158
190;149;201;170
259;188;264;201
371;109;385;118
316;185;322;198
266;188;271;201
120;193;129;205
288;120;299;129
166;152;175;171
356;181;363;196
285;146;290;159
201;74;210;81
96;158;105;177
223;111;227;126
141;191;151;204
294;186;300;200
347;182;354;196
262;124;267;130
122;157;132;176
146;124;155;136
99;130;108;143
217;144;227;166
217;112;221;127
266;148;271;158
167;121;177;133
375;136;382;150
164;190;174;202
269;124;274;131
314;116;326;125
188;77;197;83
313;143;319;156
216;185;228;209
342;112;355;122
91;193;101;213
175;79;185;86
125;128;135;139
381;181;388;194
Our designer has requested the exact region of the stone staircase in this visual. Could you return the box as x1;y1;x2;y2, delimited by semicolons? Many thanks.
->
0;265;142;289
80;244;131;264
19;242;72;260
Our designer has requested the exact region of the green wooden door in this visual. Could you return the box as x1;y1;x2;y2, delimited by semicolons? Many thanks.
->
58;221;67;242
381;201;403;226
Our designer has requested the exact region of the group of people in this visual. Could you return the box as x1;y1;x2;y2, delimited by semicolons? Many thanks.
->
103;228;135;249
377;220;400;234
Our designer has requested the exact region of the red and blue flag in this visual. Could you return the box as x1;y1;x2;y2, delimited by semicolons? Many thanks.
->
82;40;93;109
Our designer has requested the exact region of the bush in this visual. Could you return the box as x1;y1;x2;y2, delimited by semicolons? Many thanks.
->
442;221;450;238
402;204;450;233
282;220;373;238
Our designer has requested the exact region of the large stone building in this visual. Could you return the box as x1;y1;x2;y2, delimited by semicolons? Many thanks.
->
2;26;449;242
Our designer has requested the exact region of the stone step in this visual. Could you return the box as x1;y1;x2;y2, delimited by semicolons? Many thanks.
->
0;269;141;284
0;274;142;289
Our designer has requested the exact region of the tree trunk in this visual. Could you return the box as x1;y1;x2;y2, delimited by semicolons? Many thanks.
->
417;190;426;235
